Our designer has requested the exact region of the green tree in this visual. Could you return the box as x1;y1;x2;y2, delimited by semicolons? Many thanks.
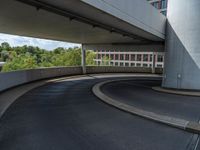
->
101;56;111;66
86;50;96;66
2;54;37;72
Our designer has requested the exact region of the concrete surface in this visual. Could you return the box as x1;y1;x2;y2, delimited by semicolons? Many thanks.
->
0;66;82;92
0;66;162;92
0;75;199;150
162;0;200;90
0;0;165;44
93;79;200;134
100;79;200;122
153;86;200;97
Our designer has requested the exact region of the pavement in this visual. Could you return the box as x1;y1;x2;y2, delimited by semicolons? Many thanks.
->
0;75;200;150
100;79;200;122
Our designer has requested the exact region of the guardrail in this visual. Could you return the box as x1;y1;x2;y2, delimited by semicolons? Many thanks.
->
0;66;163;92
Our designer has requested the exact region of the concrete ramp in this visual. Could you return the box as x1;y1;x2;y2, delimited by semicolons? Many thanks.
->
0;0;166;44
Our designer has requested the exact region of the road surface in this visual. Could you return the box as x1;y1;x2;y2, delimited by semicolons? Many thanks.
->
0;75;199;150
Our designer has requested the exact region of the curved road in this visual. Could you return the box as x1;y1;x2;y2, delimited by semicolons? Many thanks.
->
0;75;199;150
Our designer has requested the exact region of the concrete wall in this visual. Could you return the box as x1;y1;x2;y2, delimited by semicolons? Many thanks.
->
162;0;200;90
82;0;166;40
0;67;82;92
0;66;162;92
86;66;162;74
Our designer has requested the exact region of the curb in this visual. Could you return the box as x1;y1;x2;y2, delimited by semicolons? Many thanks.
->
92;79;200;134
152;86;200;97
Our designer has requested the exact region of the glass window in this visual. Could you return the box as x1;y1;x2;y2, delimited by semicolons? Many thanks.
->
125;54;129;60
137;54;142;61
157;55;164;62
143;54;148;62
125;63;129;67
131;63;135;67
110;54;114;60
131;54;135;61
115;54;119;60
136;63;141;67
143;64;148;67
120;54;124;60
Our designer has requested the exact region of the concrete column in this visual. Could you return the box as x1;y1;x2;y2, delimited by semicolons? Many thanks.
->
81;45;86;74
162;0;200;90
152;52;156;74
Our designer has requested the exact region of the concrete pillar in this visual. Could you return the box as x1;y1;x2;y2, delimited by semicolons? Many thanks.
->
152;52;156;74
81;45;86;74
162;0;200;90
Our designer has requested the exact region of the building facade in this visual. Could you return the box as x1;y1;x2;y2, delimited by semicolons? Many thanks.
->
94;51;164;68
147;0;168;16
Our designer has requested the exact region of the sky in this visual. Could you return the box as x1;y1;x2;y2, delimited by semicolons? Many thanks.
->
0;33;80;51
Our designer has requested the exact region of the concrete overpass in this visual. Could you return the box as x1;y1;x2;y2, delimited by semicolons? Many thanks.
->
0;0;200;90
0;0;166;45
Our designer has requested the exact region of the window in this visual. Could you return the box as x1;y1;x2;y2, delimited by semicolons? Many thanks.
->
131;54;135;61
143;54;148;62
131;63;135;67
120;62;124;66
143;64;148;67
157;55;164;62
98;54;101;59
137;54;142;61
125;54;129;60
157;64;163;68
161;0;167;9
136;63;141;67
120;54;124;60
110;54;114;60
115;54;119;60
150;55;153;62
125;63;129;67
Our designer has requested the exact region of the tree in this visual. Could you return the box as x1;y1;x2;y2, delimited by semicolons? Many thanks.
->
2;54;37;72
86;50;96;66
101;56;111;66
1;42;11;51
0;44;98;72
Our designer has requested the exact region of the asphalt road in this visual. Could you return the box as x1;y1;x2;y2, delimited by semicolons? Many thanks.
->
0;76;199;150
101;79;200;122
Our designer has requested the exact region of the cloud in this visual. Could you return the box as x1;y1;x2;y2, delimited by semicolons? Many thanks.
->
0;33;80;50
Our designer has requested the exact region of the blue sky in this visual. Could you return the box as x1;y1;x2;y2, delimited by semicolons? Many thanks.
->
0;33;80;51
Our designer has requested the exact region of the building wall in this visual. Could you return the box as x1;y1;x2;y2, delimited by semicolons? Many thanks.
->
94;51;164;68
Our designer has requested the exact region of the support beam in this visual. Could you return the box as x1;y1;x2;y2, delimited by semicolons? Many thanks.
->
83;44;164;52
81;44;86;74
162;0;200;90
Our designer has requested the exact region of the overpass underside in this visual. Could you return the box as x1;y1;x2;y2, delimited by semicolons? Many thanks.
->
0;0;165;48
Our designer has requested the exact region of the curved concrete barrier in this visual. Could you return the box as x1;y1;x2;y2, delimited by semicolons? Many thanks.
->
0;66;82;92
0;66;163;92
92;79;200;134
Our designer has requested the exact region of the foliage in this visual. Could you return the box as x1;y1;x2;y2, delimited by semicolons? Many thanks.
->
86;50;96;66
0;42;97;72
101;56;111;66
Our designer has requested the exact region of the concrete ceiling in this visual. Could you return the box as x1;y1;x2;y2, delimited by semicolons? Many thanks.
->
0;0;166;44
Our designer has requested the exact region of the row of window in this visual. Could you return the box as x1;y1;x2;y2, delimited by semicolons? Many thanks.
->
96;61;163;68
97;54;164;62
